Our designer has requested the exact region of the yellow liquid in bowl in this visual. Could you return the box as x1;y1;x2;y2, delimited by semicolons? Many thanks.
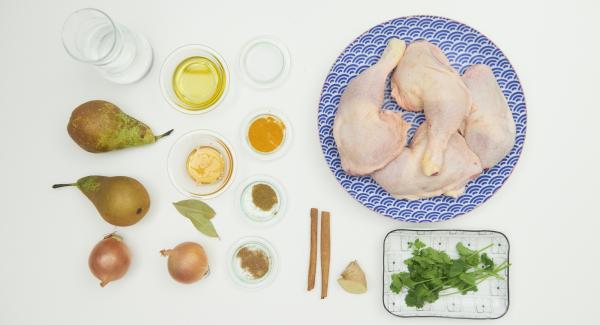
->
172;56;226;110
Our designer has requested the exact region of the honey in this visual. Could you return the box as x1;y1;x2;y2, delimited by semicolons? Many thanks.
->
186;146;225;184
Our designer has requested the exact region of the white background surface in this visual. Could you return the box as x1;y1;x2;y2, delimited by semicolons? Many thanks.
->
0;0;598;324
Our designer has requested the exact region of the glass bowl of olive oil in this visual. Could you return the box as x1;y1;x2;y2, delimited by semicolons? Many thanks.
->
160;44;229;114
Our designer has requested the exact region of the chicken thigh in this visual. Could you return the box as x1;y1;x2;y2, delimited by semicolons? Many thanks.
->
333;38;409;176
461;64;516;169
372;125;482;200
390;40;472;176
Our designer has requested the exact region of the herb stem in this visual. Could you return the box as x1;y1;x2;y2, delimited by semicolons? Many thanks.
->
439;278;489;297
468;243;495;257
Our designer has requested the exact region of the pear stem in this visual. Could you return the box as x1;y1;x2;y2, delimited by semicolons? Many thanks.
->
155;129;174;141
52;183;76;189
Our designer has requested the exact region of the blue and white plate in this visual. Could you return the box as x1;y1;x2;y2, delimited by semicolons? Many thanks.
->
317;16;526;222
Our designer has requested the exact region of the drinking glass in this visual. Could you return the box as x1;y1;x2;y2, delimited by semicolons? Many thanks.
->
61;8;153;84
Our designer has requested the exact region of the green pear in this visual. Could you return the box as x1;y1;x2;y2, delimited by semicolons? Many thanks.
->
53;176;150;227
67;100;173;153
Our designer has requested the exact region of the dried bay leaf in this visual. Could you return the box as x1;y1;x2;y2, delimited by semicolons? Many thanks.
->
188;215;219;238
173;199;219;238
173;199;215;219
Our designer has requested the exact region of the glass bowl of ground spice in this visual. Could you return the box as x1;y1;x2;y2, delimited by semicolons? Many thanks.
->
237;175;286;225
241;109;292;160
228;236;278;289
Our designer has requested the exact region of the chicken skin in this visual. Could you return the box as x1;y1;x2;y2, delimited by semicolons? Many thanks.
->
391;40;472;176
333;38;409;176
461;64;516;169
372;124;482;200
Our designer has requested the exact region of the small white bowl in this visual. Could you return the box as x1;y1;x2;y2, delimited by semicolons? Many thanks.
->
241;108;293;161
160;44;230;114
167;130;235;199
237;175;287;226
228;236;278;290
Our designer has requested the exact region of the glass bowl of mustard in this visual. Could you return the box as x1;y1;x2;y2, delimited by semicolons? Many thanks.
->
160;44;230;114
228;236;278;289
242;108;293;160
168;130;235;198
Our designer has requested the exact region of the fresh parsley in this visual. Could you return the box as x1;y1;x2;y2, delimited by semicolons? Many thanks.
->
389;239;509;308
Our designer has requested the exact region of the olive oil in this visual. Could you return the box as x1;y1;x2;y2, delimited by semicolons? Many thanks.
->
172;56;226;110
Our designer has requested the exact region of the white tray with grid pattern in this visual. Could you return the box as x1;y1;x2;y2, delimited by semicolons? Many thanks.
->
383;230;510;319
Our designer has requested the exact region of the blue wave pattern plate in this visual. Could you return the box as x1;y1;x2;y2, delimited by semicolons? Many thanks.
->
317;16;526;222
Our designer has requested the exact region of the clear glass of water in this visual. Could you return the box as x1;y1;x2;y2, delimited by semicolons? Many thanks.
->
61;8;153;84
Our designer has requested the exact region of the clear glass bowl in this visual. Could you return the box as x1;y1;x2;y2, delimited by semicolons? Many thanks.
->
241;108;293;161
160;44;230;114
228;236;278;289
167;130;235;198
237;175;287;226
239;36;291;89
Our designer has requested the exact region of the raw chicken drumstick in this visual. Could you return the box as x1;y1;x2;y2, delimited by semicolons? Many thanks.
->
372;124;482;200
333;38;409;176
461;64;516;169
391;40;472;176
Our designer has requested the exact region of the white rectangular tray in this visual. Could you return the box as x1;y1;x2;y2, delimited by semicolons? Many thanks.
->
383;229;510;319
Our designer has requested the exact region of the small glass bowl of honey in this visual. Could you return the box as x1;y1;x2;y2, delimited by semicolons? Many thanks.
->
167;130;236;198
160;44;229;114
242;109;293;160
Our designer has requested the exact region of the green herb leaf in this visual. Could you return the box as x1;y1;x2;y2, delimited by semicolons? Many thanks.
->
411;239;426;250
481;253;495;270
173;199;219;238
456;242;475;257
390;273;404;293
449;260;466;277
459;273;476;286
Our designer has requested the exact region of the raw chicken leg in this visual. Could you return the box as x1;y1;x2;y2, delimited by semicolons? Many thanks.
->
333;38;409;176
461;64;516;169
372;125;482;200
391;40;472;176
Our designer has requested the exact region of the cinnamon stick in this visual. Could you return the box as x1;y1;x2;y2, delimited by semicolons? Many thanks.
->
307;208;318;291
320;211;331;299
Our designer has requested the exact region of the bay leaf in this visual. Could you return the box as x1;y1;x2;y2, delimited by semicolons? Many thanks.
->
173;199;215;220
187;215;219;238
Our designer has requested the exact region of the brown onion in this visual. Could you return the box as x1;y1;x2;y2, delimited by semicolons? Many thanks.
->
88;233;131;287
160;242;209;284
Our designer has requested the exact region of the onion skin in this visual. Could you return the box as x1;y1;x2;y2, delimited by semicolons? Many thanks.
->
88;233;131;287
160;242;209;284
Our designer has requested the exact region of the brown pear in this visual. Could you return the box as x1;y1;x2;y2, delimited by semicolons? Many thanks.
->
67;100;173;153
53;176;150;227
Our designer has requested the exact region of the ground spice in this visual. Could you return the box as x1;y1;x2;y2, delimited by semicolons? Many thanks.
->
247;115;286;153
237;247;270;279
251;183;278;211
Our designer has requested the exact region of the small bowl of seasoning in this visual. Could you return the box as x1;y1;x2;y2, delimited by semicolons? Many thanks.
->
168;130;235;198
228;236;278;289
238;175;286;226
160;44;229;114
242;109;292;160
